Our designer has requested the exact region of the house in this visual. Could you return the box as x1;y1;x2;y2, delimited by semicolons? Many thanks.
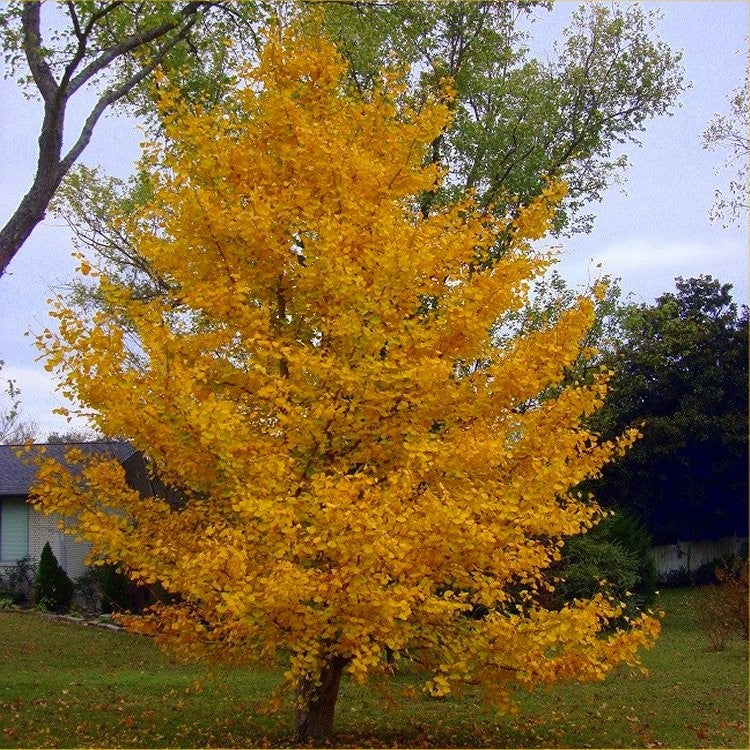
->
0;442;151;581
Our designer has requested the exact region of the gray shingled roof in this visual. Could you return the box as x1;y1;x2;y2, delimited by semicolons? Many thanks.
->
0;442;136;496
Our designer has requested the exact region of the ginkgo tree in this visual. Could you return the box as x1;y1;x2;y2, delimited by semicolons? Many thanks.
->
32;26;660;744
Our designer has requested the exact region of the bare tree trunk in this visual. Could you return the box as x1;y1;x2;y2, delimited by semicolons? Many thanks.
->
295;656;347;744
0;0;207;280
0;168;64;278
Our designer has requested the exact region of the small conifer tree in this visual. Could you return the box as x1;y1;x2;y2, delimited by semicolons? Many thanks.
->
34;542;74;613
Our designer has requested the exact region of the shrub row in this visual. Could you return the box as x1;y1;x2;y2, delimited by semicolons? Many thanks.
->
0;545;146;615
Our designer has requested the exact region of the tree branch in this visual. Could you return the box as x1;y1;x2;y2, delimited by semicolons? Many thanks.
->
60;2;93;93
21;2;58;104
66;2;85;44
82;2;125;37
67;1;205;97
60;13;200;173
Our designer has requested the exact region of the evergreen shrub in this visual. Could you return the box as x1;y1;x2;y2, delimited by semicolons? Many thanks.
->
554;510;657;619
33;542;74;613
99;563;132;613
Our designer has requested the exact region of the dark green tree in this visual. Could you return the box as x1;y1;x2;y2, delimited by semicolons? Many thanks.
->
34;541;74;613
98;563;132;614
590;276;749;544
554;509;657;618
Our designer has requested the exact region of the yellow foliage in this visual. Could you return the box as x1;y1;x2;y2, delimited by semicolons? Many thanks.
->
33;25;658;713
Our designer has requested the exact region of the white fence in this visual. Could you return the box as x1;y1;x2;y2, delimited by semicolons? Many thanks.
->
651;535;747;579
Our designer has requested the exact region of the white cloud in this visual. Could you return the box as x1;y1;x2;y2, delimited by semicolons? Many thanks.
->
556;235;748;305
593;236;738;272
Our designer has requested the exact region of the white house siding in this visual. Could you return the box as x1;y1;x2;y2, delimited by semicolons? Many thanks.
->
60;529;93;581
651;535;747;579
28;507;92;581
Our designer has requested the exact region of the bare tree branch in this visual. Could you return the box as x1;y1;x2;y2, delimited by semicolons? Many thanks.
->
0;0;222;278
61;12;201;173
67;1;204;97
21;2;57;103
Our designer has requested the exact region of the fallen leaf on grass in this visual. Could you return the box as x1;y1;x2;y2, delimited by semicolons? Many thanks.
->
695;723;710;740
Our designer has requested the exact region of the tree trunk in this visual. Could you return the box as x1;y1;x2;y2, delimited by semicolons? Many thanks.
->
295;656;347;744
0;85;65;279
0;174;62;278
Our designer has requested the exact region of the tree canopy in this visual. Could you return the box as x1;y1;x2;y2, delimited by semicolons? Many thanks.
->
320;1;684;233
44;0;684;298
590;276;749;545
31;26;659;743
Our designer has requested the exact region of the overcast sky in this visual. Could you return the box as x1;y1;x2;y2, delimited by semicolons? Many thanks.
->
0;1;748;438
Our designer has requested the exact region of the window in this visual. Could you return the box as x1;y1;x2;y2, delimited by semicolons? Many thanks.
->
0;497;29;562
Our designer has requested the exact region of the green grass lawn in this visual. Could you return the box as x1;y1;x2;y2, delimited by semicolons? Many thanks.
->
0;587;747;748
